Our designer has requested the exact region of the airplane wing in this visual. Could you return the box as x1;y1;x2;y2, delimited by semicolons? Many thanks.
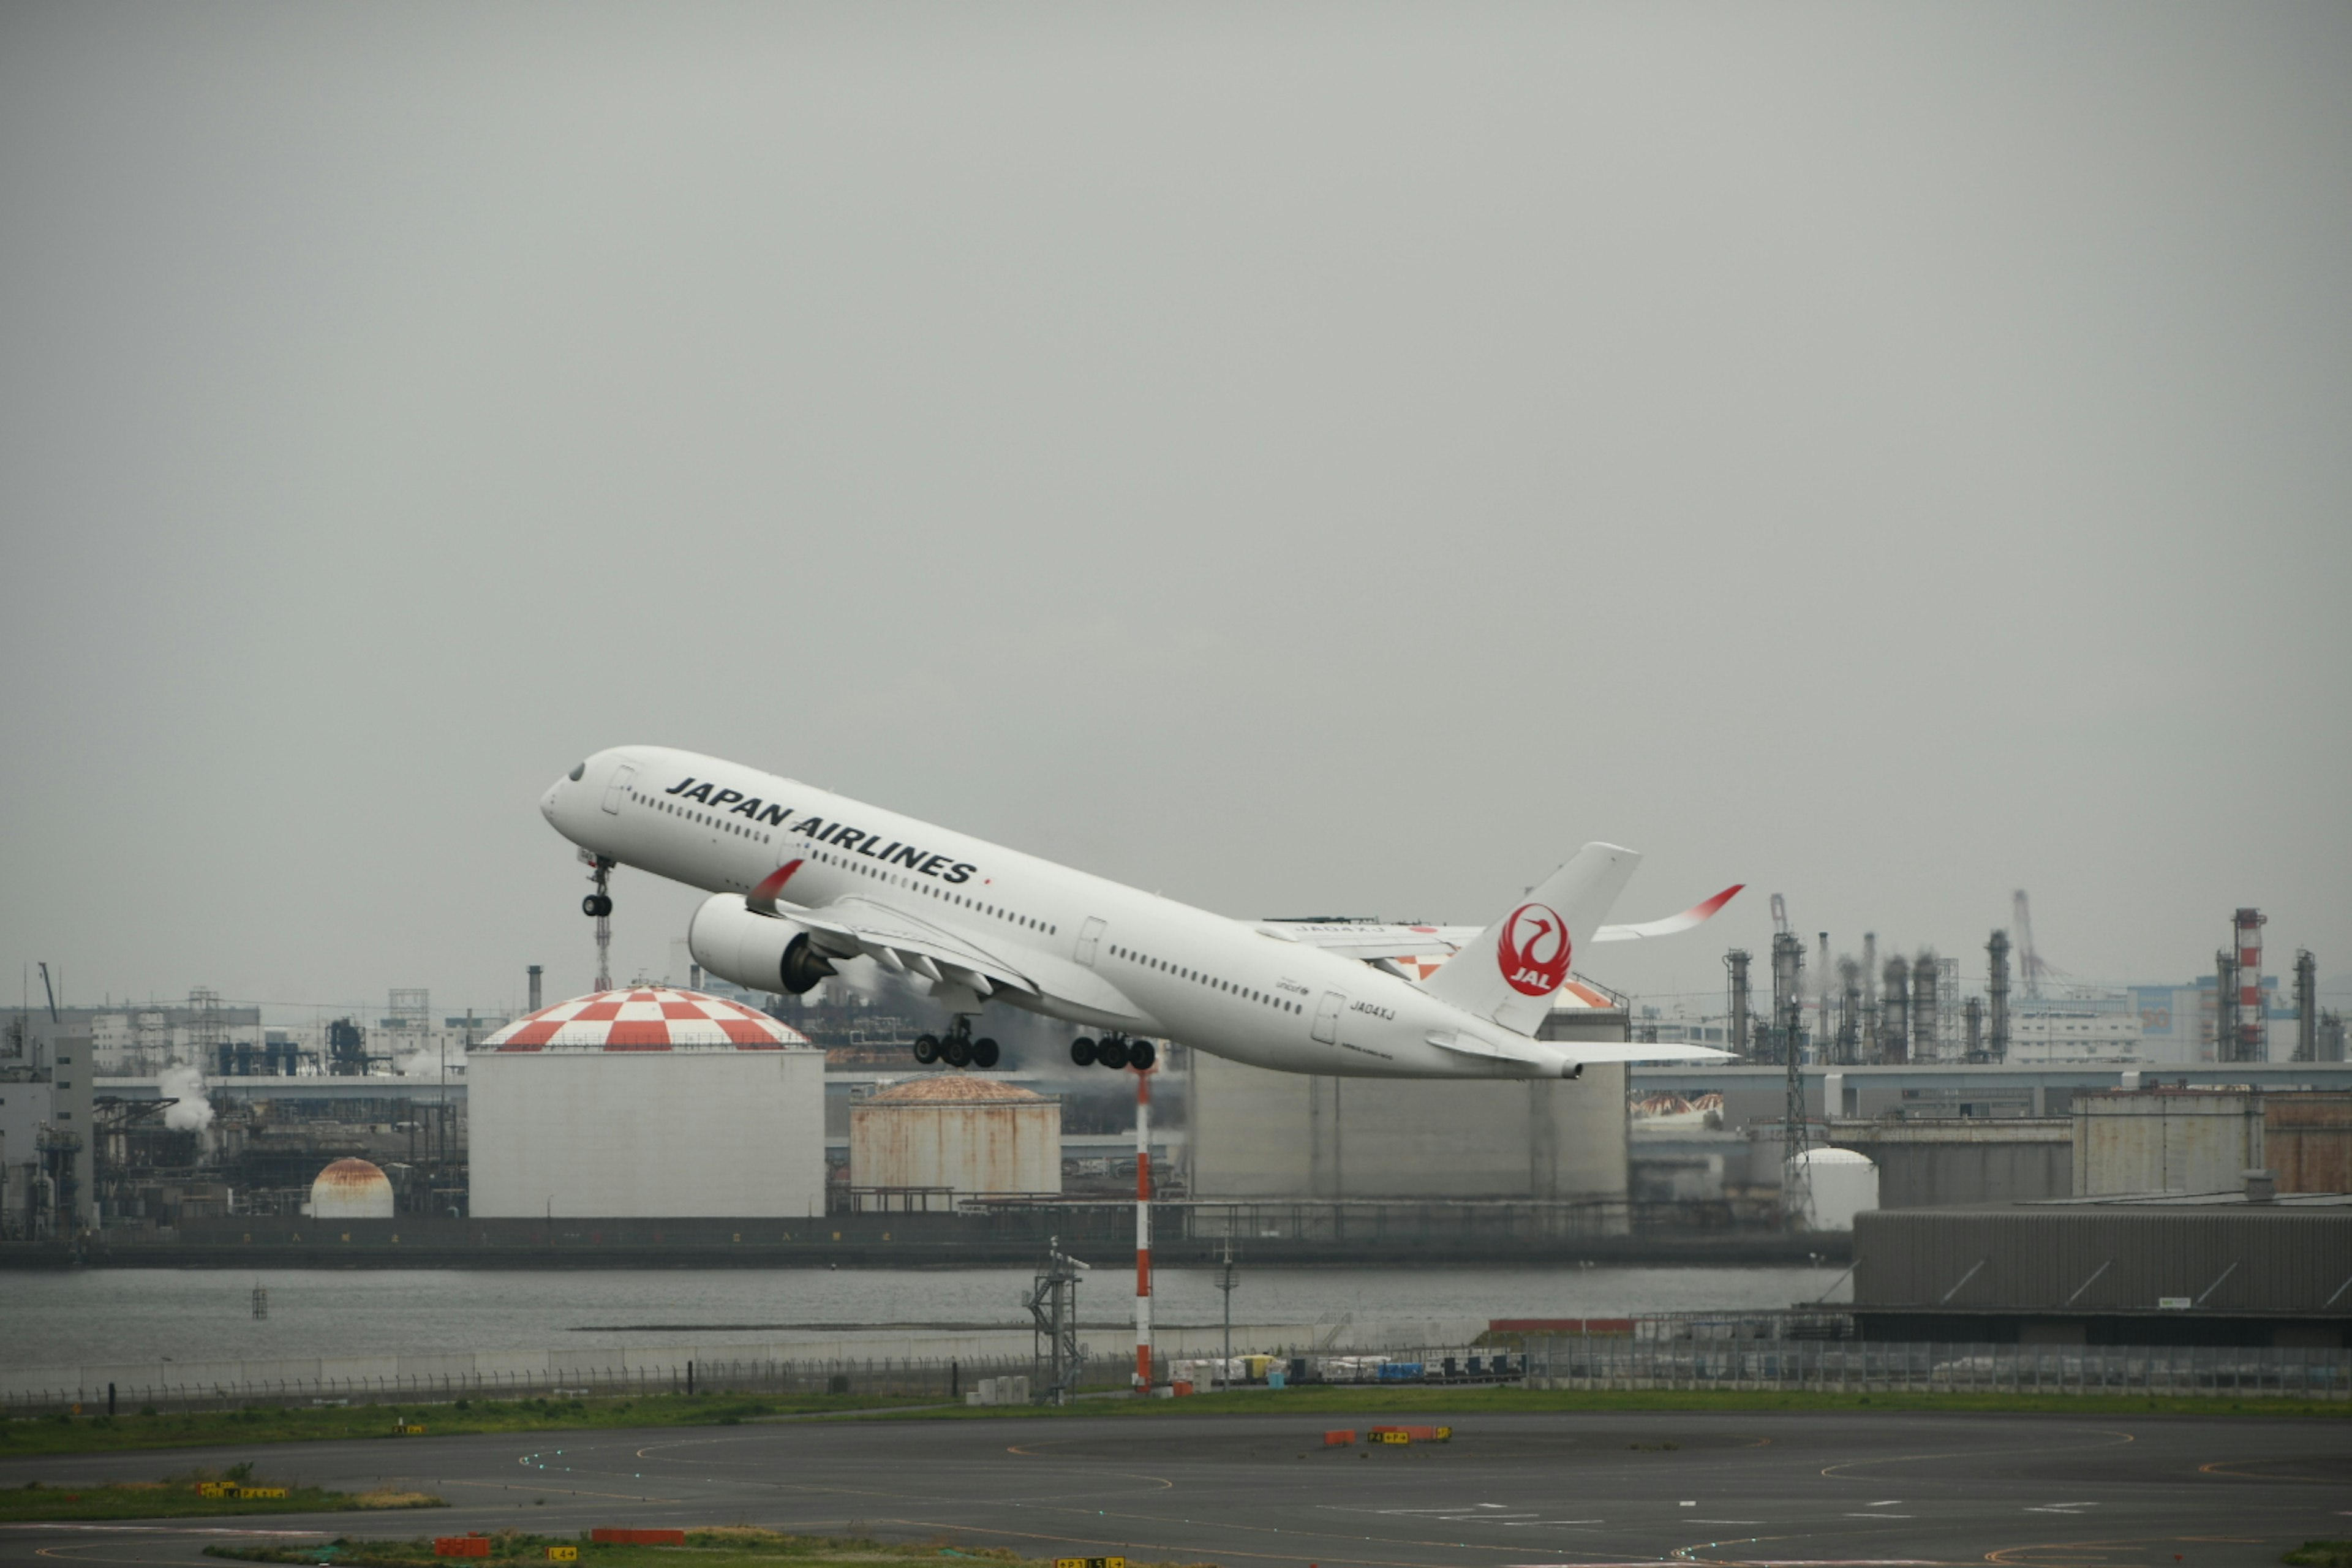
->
1254;884;1742;962
1251;922;1463;961
787;897;1039;1000
779;895;1148;1023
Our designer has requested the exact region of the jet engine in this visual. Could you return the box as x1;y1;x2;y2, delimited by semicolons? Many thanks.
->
687;893;838;995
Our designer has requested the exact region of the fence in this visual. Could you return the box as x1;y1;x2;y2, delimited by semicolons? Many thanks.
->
0;1353;1106;1419
1526;1335;2350;1398
12;1333;2345;1417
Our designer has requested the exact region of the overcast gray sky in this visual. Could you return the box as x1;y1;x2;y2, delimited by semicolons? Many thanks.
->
4;2;2347;1022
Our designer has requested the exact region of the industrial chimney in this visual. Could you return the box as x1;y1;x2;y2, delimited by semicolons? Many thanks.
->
1882;956;1910;1065
527;964;543;1013
2235;909;2267;1061
2294;949;2316;1062
1986;930;2011;1062
1913;951;1940;1062
1725;949;1752;1058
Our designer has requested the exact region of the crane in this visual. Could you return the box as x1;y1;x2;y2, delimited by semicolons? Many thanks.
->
2012;890;2068;1000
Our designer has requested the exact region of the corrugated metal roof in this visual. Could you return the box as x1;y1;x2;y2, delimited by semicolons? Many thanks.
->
1853;1202;2352;1314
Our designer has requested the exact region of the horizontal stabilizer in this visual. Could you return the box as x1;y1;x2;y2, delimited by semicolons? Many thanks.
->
1550;1041;1735;1065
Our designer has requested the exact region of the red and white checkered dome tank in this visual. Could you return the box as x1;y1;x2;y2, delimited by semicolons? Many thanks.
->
481;987;810;1052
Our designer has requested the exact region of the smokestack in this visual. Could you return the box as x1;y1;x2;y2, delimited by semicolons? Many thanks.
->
1882;956;1910;1065
2215;948;2240;1062
527;965;543;1013
1817;932;1832;1057
1986;930;2011;1062
1838;957;1861;1066
1725;950;1752;1058
1964;996;1983;1060
1913;951;1939;1062
2235;909;2267;1061
1861;932;1879;1058
1770;933;1803;1065
2294;950;2317;1063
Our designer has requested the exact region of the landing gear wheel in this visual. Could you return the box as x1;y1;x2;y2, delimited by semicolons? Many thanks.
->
912;1034;941;1065
1129;1040;1157;1071
582;893;612;918
943;1035;973;1069
1070;1038;1098;1066
971;1038;1000;1070
1097;1038;1131;1071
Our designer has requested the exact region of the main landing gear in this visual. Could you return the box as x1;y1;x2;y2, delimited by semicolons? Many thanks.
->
1069;1035;1156;1071
913;1017;999;1071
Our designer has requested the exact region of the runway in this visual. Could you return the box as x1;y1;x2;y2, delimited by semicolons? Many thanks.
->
5;1408;2348;1568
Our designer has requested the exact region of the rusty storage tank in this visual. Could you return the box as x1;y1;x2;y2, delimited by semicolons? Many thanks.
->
2264;1091;2352;1193
850;1074;1061;1200
309;1157;395;1219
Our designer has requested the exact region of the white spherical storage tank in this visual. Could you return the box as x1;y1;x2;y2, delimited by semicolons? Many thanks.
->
850;1074;1061;1199
1787;1145;1879;1231
469;987;824;1219
309;1158;395;1219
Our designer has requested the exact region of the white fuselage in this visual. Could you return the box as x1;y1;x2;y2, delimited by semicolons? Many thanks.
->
541;745;1569;1078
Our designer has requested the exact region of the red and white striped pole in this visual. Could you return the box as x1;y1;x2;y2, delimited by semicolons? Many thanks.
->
1134;1057;1153;1393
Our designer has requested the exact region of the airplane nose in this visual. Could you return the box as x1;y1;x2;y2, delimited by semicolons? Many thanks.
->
540;782;562;824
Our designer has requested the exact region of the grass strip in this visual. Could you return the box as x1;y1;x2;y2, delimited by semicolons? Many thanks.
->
0;1395;933;1458
203;1527;1213;1568
821;1383;2352;1422
10;1381;2342;1462
0;1471;443;1523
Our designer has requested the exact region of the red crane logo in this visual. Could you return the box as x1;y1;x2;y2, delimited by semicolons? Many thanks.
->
1497;902;1572;997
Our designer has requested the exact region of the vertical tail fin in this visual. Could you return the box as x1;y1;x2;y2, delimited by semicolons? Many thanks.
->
1419;843;1642;1035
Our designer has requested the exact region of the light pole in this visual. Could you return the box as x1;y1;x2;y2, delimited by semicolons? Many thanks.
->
1214;1237;1239;1389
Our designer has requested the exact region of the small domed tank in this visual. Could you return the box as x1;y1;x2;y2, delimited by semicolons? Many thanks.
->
310;1157;395;1219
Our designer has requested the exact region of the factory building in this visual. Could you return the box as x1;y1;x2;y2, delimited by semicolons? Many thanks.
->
1188;992;1631;1203
1853;1188;2351;1346
848;1075;1060;1204
2;1015;96;1237
469;987;823;1219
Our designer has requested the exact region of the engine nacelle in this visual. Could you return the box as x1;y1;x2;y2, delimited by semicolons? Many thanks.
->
687;894;838;996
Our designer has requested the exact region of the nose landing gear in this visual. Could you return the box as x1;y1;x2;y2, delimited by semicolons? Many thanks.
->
1070;1036;1155;1071
582;854;616;992
913;1017;998;1070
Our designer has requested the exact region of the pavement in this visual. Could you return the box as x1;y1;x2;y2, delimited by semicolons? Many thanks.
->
4;1408;2349;1568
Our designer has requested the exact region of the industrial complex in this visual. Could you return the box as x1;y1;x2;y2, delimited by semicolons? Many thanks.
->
5;895;2348;1365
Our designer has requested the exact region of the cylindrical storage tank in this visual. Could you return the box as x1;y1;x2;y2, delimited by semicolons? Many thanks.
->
850;1075;1061;1197
1789;1147;1877;1231
469;986;824;1219
310;1157;395;1219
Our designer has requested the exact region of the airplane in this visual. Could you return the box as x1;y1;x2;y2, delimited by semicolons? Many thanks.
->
539;745;1741;1079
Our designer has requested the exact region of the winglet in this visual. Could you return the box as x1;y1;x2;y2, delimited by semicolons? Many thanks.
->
1593;883;1743;943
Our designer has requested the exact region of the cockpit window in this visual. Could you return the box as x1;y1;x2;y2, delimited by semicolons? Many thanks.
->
568;761;586;781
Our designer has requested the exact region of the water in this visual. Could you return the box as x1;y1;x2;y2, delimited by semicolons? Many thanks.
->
2;1265;1848;1370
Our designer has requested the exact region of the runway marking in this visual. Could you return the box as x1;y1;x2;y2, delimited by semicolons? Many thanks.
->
435;1477;685;1502
3;1526;333;1537
1986;1536;2271;1566
2197;1455;2352;1482
1819;1427;2133;1479
1843;1514;1913;1519
2023;1504;2097;1515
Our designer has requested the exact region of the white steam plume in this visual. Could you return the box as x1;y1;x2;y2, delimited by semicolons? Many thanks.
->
159;1063;214;1131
